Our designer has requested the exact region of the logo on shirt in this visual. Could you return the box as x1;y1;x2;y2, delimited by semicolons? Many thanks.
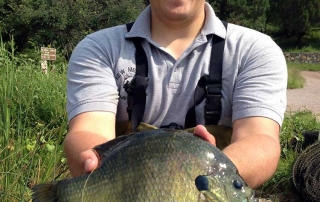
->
115;66;136;100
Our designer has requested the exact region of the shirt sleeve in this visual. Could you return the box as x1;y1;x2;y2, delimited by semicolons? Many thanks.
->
232;36;287;126
66;36;119;122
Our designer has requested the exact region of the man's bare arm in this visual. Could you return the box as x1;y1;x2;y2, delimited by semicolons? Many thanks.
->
223;117;281;189
63;111;116;177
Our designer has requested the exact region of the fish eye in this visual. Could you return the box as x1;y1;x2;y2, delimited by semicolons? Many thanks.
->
195;175;209;191
232;180;243;189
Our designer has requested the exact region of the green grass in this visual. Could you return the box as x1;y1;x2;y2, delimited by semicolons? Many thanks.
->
0;37;69;202
287;62;320;89
287;66;305;89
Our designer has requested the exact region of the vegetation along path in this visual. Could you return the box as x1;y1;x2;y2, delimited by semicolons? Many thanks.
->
286;71;320;118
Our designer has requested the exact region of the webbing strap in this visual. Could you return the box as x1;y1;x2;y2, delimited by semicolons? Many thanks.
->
125;23;148;131
184;21;228;128
184;77;206;128
126;21;227;130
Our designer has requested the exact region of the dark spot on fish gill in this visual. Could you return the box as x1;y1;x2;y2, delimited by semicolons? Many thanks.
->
232;180;243;189
195;175;209;191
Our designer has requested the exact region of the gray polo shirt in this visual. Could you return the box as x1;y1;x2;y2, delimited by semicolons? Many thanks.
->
67;3;287;128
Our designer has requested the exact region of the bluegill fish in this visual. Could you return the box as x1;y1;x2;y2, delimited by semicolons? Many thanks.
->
32;129;256;201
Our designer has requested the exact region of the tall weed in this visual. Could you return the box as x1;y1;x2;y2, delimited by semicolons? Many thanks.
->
0;37;68;202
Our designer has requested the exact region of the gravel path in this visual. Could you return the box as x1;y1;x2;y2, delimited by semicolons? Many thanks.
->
286;71;320;117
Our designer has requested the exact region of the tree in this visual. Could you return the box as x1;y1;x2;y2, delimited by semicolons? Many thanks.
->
1;0;147;59
207;0;269;32
273;0;320;43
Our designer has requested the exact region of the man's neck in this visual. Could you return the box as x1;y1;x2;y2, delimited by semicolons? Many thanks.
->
150;10;205;60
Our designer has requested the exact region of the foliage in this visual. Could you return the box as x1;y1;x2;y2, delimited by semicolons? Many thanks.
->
0;36;68;202
0;0;147;59
273;27;320;52
0;46;67;130
208;0;270;31
268;0;320;43
281;110;320;154
1;0;320;55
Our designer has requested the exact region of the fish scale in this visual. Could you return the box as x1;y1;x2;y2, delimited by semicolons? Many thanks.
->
32;129;255;202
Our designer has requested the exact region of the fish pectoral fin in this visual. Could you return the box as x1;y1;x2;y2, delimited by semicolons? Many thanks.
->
93;134;133;157
31;182;58;202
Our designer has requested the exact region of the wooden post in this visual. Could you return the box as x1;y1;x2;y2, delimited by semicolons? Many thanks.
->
41;60;48;74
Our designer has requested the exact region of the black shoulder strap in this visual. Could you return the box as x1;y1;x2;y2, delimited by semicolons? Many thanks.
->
125;23;149;131
184;21;228;128
126;21;228;130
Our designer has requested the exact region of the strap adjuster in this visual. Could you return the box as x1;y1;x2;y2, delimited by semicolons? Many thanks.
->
205;84;222;123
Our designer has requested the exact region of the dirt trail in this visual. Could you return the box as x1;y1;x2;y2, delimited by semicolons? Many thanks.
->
286;71;320;117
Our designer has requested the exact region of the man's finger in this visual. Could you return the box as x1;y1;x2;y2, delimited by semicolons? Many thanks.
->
194;125;216;146
79;150;99;174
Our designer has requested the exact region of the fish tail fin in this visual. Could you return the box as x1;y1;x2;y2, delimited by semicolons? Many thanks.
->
31;182;58;202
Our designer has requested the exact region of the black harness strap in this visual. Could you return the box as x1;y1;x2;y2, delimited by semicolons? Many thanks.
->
184;77;206;128
184;21;228;128
125;23;149;131
126;21;228;130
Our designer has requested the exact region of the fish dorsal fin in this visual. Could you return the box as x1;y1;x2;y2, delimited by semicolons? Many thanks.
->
93;134;133;158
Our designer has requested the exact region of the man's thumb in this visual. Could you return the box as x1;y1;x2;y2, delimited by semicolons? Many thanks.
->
80;150;99;173
194;125;216;146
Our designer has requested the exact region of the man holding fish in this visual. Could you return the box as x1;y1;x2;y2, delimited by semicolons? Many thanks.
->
65;0;287;191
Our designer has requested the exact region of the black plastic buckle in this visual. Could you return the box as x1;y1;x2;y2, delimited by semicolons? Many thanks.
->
205;84;221;124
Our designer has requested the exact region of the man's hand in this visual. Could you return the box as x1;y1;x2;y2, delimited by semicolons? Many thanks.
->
64;111;116;177
193;125;216;146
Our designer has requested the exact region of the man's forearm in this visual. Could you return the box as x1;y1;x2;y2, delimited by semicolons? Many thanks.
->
64;111;116;176
223;134;281;189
